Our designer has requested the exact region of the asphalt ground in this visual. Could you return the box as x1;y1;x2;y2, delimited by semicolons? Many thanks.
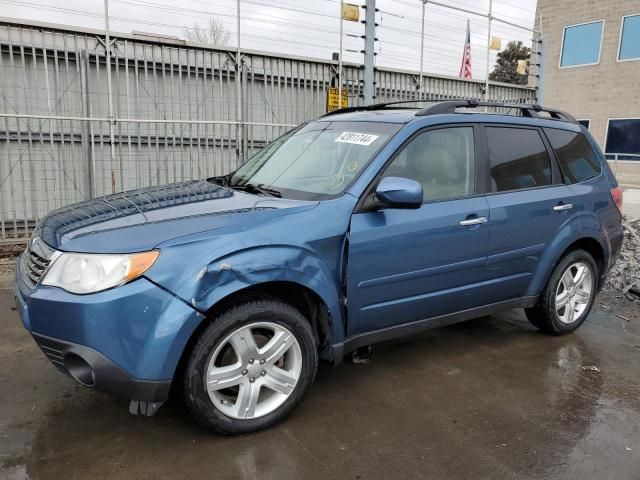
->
2;286;640;480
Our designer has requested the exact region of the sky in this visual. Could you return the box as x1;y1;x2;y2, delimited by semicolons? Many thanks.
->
1;0;537;80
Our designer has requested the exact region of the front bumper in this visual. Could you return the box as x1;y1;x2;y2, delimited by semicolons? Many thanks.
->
15;262;204;408
32;332;171;405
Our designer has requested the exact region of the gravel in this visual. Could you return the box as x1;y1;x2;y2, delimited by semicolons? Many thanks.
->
604;215;640;294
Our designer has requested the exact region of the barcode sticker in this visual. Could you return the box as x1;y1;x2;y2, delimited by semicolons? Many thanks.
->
335;132;379;146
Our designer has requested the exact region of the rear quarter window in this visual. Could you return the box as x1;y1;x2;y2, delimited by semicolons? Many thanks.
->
544;128;601;183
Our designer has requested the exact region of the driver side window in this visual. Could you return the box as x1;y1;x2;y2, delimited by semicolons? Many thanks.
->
381;127;476;202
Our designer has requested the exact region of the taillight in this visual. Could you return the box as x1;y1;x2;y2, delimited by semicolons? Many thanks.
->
610;186;623;210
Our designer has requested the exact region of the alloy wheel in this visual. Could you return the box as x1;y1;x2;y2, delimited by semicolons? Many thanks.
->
205;322;302;420
555;261;593;324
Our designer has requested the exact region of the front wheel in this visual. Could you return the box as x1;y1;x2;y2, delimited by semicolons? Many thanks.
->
183;299;318;434
525;249;598;335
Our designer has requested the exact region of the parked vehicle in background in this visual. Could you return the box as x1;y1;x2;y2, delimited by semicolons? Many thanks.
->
14;100;624;434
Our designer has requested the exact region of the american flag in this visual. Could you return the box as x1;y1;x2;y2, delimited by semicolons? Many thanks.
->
459;20;472;79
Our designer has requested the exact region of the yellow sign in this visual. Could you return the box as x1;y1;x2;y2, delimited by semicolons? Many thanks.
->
489;36;502;50
327;87;348;112
516;59;528;75
342;3;360;22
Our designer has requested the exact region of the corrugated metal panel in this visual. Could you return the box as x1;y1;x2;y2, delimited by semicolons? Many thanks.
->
0;20;536;240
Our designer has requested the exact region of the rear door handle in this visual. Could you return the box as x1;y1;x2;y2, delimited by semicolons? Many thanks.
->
553;203;573;211
460;216;488;226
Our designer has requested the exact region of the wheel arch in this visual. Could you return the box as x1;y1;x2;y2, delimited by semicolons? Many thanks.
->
528;233;607;297
170;280;336;398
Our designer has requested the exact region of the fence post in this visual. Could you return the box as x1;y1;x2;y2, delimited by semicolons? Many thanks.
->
241;59;248;161
235;0;244;166
484;0;493;101
79;50;95;199
103;0;120;192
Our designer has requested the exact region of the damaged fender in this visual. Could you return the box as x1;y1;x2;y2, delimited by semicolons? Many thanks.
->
188;245;343;341
194;247;339;313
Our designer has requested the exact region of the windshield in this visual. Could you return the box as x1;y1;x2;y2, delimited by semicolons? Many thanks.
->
228;121;402;200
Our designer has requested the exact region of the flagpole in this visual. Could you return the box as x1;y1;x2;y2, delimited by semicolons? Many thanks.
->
485;0;493;101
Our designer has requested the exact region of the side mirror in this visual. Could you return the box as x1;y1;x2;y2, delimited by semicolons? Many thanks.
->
375;177;423;209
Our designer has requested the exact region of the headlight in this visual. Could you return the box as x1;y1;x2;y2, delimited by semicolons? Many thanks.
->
42;250;159;294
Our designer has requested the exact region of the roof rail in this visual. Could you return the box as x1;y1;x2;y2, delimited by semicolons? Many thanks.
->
320;99;441;117
415;99;578;123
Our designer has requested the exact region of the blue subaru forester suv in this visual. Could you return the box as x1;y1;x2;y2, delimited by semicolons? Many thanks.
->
15;100;623;434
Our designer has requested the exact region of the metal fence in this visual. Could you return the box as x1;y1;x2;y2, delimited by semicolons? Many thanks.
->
0;18;536;241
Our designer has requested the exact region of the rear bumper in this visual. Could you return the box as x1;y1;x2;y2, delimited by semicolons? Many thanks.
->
32;332;171;403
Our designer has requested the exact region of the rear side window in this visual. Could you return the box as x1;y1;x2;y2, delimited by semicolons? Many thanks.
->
486;127;552;192
544;128;601;183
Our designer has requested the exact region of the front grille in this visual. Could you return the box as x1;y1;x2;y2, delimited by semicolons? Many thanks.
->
33;335;67;372
21;237;56;288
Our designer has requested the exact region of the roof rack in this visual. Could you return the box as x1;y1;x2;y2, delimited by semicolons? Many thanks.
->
320;99;438;117
415;99;578;123
321;98;578;124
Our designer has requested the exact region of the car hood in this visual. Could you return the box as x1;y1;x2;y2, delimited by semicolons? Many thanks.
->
33;181;317;253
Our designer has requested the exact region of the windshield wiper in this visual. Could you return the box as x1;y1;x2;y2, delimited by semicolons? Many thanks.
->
228;182;282;197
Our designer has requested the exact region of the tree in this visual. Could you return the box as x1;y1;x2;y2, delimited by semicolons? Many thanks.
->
184;17;231;47
489;40;531;85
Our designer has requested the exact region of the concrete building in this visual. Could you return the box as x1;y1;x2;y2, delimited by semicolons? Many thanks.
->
535;0;640;186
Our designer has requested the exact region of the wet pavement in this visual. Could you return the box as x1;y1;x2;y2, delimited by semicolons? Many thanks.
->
1;287;640;480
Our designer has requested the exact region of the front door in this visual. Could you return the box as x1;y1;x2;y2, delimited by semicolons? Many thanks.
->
346;125;490;336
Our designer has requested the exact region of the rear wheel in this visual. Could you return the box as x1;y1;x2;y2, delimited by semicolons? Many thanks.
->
183;299;317;434
525;249;597;335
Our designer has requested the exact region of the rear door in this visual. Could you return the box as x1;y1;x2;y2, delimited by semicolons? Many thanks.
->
482;125;577;303
346;125;490;336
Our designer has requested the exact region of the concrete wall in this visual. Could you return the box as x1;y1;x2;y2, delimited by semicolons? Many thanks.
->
536;0;640;186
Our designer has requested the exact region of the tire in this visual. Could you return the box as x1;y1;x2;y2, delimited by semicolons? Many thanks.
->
183;299;317;434
525;249;598;335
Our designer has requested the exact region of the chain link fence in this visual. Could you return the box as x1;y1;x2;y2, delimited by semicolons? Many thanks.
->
0;18;536;241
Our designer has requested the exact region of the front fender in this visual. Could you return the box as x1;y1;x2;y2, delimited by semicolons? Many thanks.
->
188;245;344;342
526;214;607;296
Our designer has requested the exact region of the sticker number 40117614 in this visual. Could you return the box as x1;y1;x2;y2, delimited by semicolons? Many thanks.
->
335;132;380;146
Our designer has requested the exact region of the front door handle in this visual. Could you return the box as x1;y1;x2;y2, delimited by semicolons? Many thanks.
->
553;203;574;211
460;216;488;226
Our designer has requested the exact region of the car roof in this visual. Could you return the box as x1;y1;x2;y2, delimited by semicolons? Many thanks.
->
315;100;581;131
314;109;583;133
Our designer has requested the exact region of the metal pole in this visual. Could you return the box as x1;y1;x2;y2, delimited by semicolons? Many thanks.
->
0;113;296;128
236;0;243;164
363;0;376;105
80;51;95;199
338;0;343;109
484;0;493;101
419;0;425;97
103;0;120;192
536;13;544;104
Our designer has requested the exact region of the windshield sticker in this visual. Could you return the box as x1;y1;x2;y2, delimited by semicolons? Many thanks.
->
335;132;380;146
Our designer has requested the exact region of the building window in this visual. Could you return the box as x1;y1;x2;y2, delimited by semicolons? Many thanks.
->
560;21;604;67
605;119;640;160
578;119;590;130
619;14;640;61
